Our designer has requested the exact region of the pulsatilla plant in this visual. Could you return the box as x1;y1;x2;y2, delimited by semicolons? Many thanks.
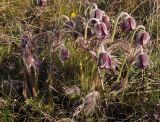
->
18;2;152;117
21;30;68;99
21;32;41;98
97;44;112;69
59;1;151;104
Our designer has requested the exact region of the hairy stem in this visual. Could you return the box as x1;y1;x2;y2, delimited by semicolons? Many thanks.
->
130;25;146;43
97;67;108;106
116;55;128;83
121;64;132;101
58;15;70;24
84;18;100;40
84;3;98;17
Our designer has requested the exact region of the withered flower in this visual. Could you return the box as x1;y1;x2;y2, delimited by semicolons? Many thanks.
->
122;16;136;31
102;15;111;30
137;53;150;69
136;31;150;46
94;22;109;39
63;86;81;100
83;91;100;115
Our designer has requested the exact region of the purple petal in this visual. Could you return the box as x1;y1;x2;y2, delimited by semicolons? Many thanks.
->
136;31;150;46
129;17;136;30
90;9;103;21
122;16;136;31
102;15;111;29
95;22;108;39
38;0;47;6
137;53;150;69
98;52;112;69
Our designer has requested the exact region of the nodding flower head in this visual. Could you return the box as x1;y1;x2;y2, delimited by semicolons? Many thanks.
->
98;44;112;69
122;16;136;31
94;22;109;39
60;45;70;61
136;31;150;46
65;20;75;30
137;48;150;69
90;9;103;21
38;0;47;6
102;15;111;30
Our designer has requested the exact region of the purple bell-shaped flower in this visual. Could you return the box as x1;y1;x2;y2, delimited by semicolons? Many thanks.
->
60;44;70;61
90;9;103;21
137;48;150;69
122;16;136;31
136;31;150;46
98;44;112;69
102;15;111;30
38;0;47;6
94;22;109;39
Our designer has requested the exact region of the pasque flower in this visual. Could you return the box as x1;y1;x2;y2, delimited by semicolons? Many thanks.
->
94;22;109;39
137;53;150;69
98;44;112;69
102;15;111;30
90;8;103;21
122;16;136;31
137;47;150;69
136;30;150;46
60;44;70;61
38;0;47;6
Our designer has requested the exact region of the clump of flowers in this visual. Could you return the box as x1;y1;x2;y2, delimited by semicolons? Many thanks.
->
58;2;151;101
17;2;152;117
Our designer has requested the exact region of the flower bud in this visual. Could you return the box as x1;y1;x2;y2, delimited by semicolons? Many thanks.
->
137;53;150;69
122;16;136;31
60;45;70;61
98;45;112;69
90;9;103;21
136;31;150;46
38;0;47;6
102;15;111;29
94;22;109;39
